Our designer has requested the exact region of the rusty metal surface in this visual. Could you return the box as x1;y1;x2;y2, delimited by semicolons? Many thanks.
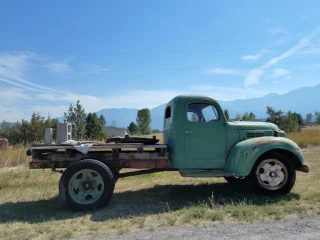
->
29;147;170;170
29;157;170;169
255;158;288;190
297;164;309;173
118;169;177;178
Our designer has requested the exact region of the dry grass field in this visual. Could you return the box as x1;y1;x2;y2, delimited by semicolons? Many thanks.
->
287;125;320;147
0;128;319;239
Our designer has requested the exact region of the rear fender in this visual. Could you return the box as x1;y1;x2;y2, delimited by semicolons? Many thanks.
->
224;137;304;176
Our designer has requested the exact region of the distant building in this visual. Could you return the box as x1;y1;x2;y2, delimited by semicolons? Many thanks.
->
104;126;127;137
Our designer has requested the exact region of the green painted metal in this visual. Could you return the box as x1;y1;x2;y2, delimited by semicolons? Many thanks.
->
68;169;104;205
164;95;228;169
224;136;304;176
163;94;304;175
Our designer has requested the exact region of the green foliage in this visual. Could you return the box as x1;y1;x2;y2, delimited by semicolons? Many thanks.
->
305;113;313;125
127;121;138;135
0;114;58;145
266;106;300;133
266;106;284;126
241;112;256;121
234;114;241;121
283;111;300;133
224;109;230;121
136;108;152;135
85;113;106;140
315;112;320;125
293;112;303;126
64;100;86;140
99;115;106;128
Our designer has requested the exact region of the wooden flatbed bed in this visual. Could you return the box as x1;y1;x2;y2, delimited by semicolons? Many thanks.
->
28;143;173;178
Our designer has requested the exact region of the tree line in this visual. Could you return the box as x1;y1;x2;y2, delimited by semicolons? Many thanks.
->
224;107;320;133
63;100;106;140
0;100;154;145
0;100;107;145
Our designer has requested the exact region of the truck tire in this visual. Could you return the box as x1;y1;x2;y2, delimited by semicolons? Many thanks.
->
247;152;296;194
224;176;247;184
59;159;115;211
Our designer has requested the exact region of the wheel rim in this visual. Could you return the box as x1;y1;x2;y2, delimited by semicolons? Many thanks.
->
256;159;288;190
68;169;104;205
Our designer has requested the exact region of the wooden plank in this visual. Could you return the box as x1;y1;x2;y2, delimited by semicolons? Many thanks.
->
30;143;143;150
29;155;171;169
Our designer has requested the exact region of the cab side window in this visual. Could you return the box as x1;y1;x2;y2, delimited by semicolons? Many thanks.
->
187;103;218;122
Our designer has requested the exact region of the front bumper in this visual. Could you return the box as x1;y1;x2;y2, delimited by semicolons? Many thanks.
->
297;164;309;173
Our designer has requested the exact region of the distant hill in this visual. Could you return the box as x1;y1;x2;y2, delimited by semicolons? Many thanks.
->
95;104;167;130
65;83;320;130
219;83;320;119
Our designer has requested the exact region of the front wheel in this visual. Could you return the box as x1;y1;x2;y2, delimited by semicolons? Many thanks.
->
247;152;296;194
59;159;115;211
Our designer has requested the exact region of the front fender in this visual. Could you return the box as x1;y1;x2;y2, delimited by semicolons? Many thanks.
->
224;137;304;176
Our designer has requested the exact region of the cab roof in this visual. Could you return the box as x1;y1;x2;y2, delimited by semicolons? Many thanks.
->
168;94;218;105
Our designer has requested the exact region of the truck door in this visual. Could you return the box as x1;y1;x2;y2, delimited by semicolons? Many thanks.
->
185;102;227;169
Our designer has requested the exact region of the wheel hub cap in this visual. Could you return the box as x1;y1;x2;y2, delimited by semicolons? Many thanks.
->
68;169;104;204
256;159;288;190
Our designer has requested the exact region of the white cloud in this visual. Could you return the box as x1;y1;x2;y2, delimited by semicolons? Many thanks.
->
0;88;32;101
207;68;244;76
272;68;290;77
285;76;292;80
46;62;71;73
269;26;289;36
0;52;32;77
187;85;268;101
244;69;264;86
242;54;261;61
244;27;320;86
299;47;320;54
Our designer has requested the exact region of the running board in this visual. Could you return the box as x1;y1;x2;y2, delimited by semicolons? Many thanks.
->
179;169;235;178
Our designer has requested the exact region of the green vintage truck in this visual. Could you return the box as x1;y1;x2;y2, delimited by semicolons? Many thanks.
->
27;95;309;211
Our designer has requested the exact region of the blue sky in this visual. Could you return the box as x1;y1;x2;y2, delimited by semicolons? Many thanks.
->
1;0;320;121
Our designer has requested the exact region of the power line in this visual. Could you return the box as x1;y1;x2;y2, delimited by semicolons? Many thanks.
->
2;63;263;74
1;47;277;56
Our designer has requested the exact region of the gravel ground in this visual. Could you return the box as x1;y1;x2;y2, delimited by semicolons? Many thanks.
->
89;216;320;240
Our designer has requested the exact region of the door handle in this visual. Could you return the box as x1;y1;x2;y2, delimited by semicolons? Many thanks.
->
186;130;193;134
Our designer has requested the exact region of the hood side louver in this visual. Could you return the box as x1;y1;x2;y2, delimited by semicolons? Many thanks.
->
246;132;265;138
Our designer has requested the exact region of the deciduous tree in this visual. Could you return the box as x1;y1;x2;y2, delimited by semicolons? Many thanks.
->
64;100;86;140
127;121;138;135
136;108;152;135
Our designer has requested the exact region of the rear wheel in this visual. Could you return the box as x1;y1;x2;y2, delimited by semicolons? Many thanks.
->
59;159;115;211
248;152;295;194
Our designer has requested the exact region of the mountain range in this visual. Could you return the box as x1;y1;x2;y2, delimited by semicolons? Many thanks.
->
95;83;320;130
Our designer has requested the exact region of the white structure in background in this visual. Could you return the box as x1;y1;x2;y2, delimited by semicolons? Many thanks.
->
45;128;53;144
56;123;72;144
104;126;127;137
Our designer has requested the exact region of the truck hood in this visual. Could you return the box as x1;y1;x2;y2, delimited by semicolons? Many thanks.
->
233;121;279;131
